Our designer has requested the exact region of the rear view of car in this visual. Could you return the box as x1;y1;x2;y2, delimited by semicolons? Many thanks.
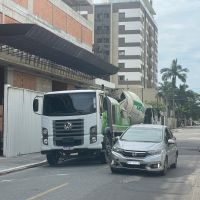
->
110;124;178;175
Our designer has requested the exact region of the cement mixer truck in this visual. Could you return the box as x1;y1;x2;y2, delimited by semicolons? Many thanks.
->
33;89;145;165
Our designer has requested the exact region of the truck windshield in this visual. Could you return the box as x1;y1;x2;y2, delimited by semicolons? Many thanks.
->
43;92;96;116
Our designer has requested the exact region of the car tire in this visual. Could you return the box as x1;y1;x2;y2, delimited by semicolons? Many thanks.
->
171;154;178;169
160;157;168;176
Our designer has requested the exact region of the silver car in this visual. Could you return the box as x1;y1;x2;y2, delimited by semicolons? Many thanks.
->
110;124;178;175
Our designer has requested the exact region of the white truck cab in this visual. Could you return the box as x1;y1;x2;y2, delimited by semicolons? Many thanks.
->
33;90;105;165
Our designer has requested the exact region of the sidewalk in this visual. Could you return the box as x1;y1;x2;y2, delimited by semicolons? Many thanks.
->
0;153;46;176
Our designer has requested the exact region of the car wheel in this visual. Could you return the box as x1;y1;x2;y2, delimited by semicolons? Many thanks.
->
160;157;168;176
171;154;178;169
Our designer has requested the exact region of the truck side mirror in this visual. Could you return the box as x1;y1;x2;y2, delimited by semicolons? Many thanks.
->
33;99;39;112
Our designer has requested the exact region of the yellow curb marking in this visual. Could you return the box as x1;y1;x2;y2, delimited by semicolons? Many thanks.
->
26;183;68;200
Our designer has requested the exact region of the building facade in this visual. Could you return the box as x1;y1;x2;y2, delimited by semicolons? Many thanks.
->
93;0;158;90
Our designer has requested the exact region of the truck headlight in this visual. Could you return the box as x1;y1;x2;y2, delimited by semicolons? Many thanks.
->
42;128;48;145
90;126;97;144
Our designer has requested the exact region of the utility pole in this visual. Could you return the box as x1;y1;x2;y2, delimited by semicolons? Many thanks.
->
126;79;129;90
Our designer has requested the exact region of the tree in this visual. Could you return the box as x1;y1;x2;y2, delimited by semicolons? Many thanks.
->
160;59;189;118
157;81;173;114
160;59;189;88
158;81;173;101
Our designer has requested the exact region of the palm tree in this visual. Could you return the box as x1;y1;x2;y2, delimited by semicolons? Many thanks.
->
157;81;173;100
160;59;189;88
160;59;189;119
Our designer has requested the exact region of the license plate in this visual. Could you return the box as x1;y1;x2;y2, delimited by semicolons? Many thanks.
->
127;161;140;165
63;146;74;150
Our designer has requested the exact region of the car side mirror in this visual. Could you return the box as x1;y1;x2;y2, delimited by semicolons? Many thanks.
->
168;139;175;145
115;136;120;141
33;99;39;112
113;136;120;144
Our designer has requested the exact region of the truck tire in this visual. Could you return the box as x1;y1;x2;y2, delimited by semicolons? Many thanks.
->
110;166;120;174
46;152;60;166
105;136;112;163
99;152;107;164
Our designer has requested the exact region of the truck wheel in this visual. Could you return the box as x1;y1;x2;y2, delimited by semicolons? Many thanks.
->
105;136;112;163
99;152;107;164
110;167;120;174
46;152;60;166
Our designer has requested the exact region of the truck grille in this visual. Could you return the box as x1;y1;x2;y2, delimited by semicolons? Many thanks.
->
53;119;84;146
121;151;148;158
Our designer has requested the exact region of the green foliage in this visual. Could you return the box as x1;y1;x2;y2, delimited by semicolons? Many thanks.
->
160;59;189;88
159;59;200;121
145;100;165;111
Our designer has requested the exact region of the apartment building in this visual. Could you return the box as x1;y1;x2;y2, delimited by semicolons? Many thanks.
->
93;0;158;91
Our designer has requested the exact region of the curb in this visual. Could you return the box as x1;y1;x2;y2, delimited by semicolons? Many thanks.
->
0;160;47;176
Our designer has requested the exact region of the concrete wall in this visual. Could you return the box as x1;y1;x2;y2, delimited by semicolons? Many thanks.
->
3;85;43;157
6;69;52;93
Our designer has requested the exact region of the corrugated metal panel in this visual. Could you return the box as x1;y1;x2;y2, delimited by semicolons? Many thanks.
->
3;85;43;157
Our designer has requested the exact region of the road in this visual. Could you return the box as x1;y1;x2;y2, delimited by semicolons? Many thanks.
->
0;127;200;200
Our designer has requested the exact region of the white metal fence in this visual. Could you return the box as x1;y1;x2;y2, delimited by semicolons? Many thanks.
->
3;85;43;157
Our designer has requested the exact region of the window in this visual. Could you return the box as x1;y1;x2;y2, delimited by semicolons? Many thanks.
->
112;105;116;124
104;26;109;30
118;63;125;68
165;128;173;144
119;12;125;19
97;13;103;20
119;75;125;81
118;50;125;56
96;26;102;31
121;128;162;143
43;92;96;116
104;50;110;55
104;13;109;18
97;38;103;43
104;38;110;43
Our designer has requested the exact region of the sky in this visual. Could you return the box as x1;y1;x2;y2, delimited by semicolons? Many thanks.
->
153;0;200;93
94;0;200;93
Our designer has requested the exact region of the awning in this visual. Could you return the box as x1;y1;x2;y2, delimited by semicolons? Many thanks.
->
0;24;118;76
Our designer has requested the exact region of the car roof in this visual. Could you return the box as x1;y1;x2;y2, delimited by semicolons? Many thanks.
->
130;124;167;130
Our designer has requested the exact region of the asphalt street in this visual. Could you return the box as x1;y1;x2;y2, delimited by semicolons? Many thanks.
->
0;127;200;200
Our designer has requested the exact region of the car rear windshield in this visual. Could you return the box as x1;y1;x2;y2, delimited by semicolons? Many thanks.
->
121;127;162;143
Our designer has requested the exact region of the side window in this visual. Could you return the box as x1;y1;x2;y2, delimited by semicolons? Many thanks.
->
165;129;171;143
164;130;168;144
167;129;173;139
169;130;174;139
